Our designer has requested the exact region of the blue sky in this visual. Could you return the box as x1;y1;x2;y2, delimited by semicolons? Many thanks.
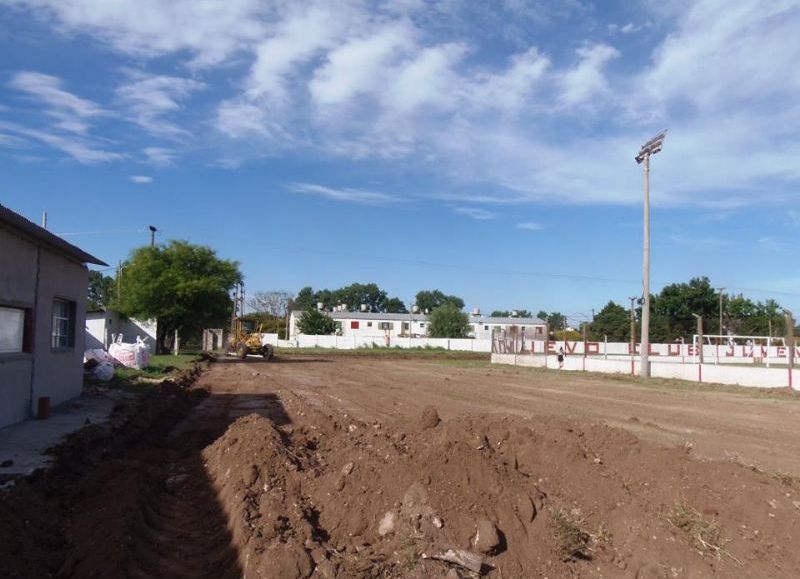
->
1;0;799;323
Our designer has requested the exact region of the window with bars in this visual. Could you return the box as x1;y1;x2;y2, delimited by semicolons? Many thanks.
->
51;299;76;349
379;322;393;330
0;306;27;353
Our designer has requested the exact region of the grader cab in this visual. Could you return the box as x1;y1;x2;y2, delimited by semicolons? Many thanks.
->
229;318;275;360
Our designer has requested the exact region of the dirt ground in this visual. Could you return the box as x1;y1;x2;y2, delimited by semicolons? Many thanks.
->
256;356;800;476
2;354;800;579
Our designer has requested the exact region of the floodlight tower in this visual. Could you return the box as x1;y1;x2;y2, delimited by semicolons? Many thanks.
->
635;130;667;378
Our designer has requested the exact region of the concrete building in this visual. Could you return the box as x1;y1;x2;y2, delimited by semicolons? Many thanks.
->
0;205;106;428
288;308;546;340
468;313;547;340
85;310;157;350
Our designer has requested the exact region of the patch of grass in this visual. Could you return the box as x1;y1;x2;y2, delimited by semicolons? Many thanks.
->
86;354;200;392
666;501;737;562
549;508;591;561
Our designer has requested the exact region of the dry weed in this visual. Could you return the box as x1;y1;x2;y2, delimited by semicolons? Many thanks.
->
666;501;739;564
549;508;591;561
772;471;798;487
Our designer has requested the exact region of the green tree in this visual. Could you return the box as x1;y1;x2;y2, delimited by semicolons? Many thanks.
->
538;311;566;332
427;304;470;338
87;270;115;310
588;301;629;341
415;290;464;312
384;297;408;313
117;241;241;352
724;295;783;336
332;283;388;311
293;287;316;311
653;277;718;337
292;283;405;313
296;308;336;335
240;312;286;336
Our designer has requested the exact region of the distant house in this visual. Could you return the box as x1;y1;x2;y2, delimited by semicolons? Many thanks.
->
0;205;106;428
288;308;546;340
85;310;157;350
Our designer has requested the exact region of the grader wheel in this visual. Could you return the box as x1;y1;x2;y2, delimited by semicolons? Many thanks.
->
262;344;275;361
236;343;249;360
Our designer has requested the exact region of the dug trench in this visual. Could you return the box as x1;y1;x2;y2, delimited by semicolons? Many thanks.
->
2;359;800;579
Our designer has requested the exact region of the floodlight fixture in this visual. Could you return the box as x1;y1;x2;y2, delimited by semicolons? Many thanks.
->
635;130;667;164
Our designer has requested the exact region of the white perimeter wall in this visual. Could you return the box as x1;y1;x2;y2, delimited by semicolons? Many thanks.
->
494;339;799;365
491;352;799;390
278;334;492;352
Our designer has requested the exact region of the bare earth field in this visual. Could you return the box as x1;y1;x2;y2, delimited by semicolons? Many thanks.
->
2;354;800;579
263;355;800;476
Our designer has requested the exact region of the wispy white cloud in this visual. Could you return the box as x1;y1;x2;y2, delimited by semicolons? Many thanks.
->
12;0;268;67
8;71;109;134
117;71;204;138
453;206;496;220
5;0;800;212
130;175;152;184
516;221;543;230
286;182;402;206
0;120;123;164
309;23;415;108
557;42;619;108
142;146;175;166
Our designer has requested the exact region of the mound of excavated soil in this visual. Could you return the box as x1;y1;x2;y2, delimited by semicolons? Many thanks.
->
203;400;800;578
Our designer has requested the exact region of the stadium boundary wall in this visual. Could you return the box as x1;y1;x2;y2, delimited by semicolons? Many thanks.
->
491;352;799;390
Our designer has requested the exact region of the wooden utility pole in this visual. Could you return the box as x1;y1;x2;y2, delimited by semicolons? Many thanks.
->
693;314;703;364
116;260;122;302
785;310;795;371
628;297;637;355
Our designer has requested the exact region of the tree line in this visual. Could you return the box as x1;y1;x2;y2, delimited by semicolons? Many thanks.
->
87;241;793;347
588;277;787;342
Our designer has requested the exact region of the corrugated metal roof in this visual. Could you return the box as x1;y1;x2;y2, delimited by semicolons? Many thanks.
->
0;204;108;266
289;310;545;325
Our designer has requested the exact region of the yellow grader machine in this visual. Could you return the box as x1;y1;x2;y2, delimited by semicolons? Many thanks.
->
228;283;275;360
229;318;275;360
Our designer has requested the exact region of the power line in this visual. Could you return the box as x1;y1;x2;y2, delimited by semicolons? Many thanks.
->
56;227;146;237
257;241;800;299
85;239;800;301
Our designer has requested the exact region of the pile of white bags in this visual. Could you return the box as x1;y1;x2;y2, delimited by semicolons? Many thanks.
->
108;335;151;369
83;348;116;382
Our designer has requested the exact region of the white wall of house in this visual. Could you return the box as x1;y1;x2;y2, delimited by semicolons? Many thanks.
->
469;318;547;340
0;227;91;428
85;310;157;350
288;310;546;341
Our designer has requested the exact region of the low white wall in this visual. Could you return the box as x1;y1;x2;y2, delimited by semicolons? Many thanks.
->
277;335;492;352
259;333;279;346
494;338;798;367
491;352;800;390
